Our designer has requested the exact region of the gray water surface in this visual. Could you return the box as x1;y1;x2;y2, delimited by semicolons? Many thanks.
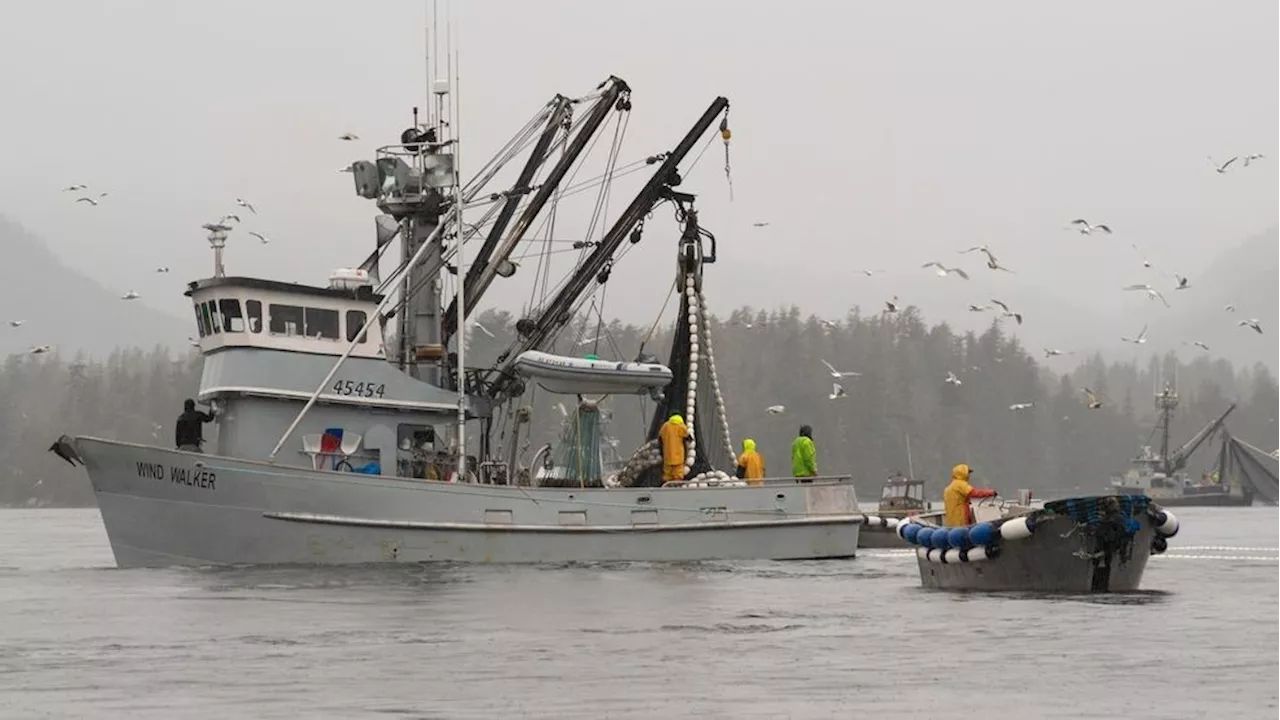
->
1;508;1276;719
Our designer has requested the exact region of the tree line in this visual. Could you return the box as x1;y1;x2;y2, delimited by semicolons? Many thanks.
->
2;305;1275;506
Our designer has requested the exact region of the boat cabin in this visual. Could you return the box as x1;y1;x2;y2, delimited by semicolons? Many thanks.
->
877;472;929;515
183;272;488;479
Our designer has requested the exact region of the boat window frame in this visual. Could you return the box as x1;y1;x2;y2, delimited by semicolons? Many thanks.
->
346;310;368;343
245;299;263;333
201;301;217;335
268;303;305;337
194;305;208;337
305;307;341;341
219;298;245;333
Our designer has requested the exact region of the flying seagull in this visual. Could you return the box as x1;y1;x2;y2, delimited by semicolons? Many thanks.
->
967;304;989;312
1122;284;1170;307
959;245;998;265
219;214;241;225
1131;244;1153;269
9;320;24;328
1208;155;1237;174
985;257;1015;273
1238;318;1263;334
1242;153;1265;167
989;299;1022;325
1121;324;1148;345
1043;348;1071;358
766;405;786;415
1009;402;1034;411
884;296;900;313
75;196;100;206
62;184;88;192
249;231;270;244
235;198;257;214
922;262;970;279
944;371;962;386
339;132;360;141
1082;388;1103;410
1223;304;1236;312
751;222;770;228
1184;341;1210;351
556;402;568;418
29;344;53;355
120;290;141;300
1070;219;1112;235
821;359;861;378
828;383;847;400
155;267;169;273
856;269;884;277
472;321;495;339
1173;273;1190;290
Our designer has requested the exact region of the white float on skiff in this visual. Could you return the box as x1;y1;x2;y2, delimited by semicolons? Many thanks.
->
513;350;673;395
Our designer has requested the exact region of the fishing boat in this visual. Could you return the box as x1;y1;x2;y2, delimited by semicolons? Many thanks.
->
896;494;1180;592
48;29;861;568
1108;384;1249;507
857;471;930;549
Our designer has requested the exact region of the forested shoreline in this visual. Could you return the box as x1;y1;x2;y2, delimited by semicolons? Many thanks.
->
2;305;1275;507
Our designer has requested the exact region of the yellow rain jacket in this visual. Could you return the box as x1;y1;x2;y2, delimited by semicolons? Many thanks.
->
942;463;997;527
659;414;689;469
737;438;765;484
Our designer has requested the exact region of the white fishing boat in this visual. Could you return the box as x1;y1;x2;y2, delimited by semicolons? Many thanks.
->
49;16;861;568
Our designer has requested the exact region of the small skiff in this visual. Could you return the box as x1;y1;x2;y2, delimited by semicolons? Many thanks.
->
514;350;673;395
896;494;1179;593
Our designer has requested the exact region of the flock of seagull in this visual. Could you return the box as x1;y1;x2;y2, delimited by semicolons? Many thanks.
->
749;154;1269;418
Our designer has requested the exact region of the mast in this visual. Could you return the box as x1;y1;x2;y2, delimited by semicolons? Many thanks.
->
449;0;466;483
1155;383;1178;468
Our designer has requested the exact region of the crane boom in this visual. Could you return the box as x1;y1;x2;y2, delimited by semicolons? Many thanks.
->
1167;403;1236;473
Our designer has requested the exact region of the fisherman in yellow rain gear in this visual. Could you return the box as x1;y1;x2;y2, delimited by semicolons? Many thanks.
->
943;463;998;527
658;414;689;482
736;438;765;485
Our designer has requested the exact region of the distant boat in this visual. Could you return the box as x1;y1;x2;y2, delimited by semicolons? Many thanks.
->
857;471;931;549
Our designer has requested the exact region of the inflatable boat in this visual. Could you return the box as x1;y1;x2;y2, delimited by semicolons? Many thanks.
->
513;350;673;395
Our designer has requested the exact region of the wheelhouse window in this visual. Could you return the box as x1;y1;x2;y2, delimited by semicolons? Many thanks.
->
219;299;245;332
346;310;368;343
246;300;263;333
306;308;340;340
268;304;304;336
194;306;208;337
200;301;217;334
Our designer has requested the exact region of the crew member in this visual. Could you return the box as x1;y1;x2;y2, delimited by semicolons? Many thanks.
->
943;463;997;527
736;438;765;485
658;413;689;482
175;398;215;453
791;425;817;478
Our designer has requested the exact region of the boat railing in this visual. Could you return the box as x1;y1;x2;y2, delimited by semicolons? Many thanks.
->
661;474;853;488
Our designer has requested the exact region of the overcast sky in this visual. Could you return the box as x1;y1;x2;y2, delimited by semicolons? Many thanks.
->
1;0;1275;346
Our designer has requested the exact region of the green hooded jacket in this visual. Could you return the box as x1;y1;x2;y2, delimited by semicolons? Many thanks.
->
791;429;817;477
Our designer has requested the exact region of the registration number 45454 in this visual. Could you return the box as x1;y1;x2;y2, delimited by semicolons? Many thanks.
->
332;380;386;399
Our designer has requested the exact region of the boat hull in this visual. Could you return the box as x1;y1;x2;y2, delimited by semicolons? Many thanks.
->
1115;489;1253;508
69;437;862;568
857;515;908;548
905;497;1168;593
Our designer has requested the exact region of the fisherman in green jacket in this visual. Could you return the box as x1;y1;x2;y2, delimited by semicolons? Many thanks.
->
791;424;818;478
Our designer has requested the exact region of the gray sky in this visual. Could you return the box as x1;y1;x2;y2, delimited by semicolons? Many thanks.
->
1;0;1275;356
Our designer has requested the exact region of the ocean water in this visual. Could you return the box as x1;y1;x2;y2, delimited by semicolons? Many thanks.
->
0;507;1276;719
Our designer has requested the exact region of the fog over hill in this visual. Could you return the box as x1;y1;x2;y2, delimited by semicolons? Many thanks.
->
0;216;190;359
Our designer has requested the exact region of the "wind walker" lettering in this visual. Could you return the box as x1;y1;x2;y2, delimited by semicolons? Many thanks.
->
136;461;216;491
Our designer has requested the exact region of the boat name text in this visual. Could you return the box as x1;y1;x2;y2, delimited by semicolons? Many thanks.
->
136;461;216;490
331;380;386;399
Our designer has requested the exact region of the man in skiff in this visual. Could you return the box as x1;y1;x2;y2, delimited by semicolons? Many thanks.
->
943;463;998;527
790;425;818;479
175;398;216;453
658;413;689;483
736;438;765;485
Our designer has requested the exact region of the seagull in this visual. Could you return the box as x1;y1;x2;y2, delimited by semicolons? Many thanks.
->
766;405;786;415
62;184;88;192
1131;244;1153;268
248;231;270;244
1121;324;1148;345
967;304;989;312
989;299;1022;325
1173;273;1190;290
472;321;495;338
985;257;1015;273
75;196;100;206
1184;341;1210;351
555;402;568;418
856;269;884;277
1242;153;1265;167
1223;304;1236;312
1009;402;1034;411
120;290;141;300
339;165;355;173
9;320;23;328
1208;155;1237;174
219;214;241;225
818;319;839;332
339;132;360;141
751;222;770;228
1043;348;1072;358
922;262;970;279
1082;388;1103;410
884;296;900;313
828;383;847;400
155;267;170;273
1070;219;1112;235
187;336;200;347
944;371;962;386
1122;284;1170;307
29;345;53;355
235;198;257;214
202;222;233;234
959;245;998;265
1238;318;1263;334
821;359;861;379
